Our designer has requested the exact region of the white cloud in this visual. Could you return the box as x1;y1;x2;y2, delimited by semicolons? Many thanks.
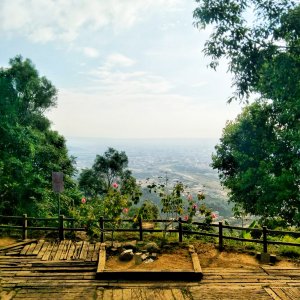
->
86;53;171;95
106;53;135;68
82;47;100;58
0;0;182;43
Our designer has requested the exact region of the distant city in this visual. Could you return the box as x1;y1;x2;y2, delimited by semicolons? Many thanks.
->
67;137;238;222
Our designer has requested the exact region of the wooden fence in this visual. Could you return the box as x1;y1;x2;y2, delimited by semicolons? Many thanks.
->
1;214;300;255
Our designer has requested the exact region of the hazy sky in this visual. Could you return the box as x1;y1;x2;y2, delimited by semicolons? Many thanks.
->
1;0;242;139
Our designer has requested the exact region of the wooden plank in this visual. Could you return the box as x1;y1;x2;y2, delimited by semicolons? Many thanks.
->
66;242;76;260
191;252;202;273
282;287;300;299
32;240;45;255
92;242;100;262
37;242;49;259
97;247;106;273
25;242;37;255
79;241;89;260
85;243;95;262
42;243;55;261
269;288;293;300
20;244;31;255
54;240;66;261
49;242;59;261
72;241;83;260
264;288;283;300
122;289;132;299
103;289;113;299
111;289;123;300
60;240;71;260
0;240;37;251
131;289;147;300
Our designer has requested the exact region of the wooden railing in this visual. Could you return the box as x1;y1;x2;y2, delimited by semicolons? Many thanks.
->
1;214;300;255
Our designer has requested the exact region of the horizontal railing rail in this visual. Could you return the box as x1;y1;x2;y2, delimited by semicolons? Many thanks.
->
1;214;299;254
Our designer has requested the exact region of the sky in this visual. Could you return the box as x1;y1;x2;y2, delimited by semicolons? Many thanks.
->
0;0;243;139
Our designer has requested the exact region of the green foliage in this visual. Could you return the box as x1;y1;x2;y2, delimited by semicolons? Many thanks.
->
76;149;142;240
137;200;159;220
193;0;297;101
146;177;212;223
78;148;141;203
212;100;300;225
0;56;80;217
195;2;300;225
278;236;300;258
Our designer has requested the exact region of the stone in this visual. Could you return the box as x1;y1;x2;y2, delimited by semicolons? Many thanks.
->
141;253;148;261
149;253;158;260
144;258;154;264
134;252;143;265
110;248;119;255
119;249;134;262
162;244;172;251
145;242;160;253
261;253;271;263
270;254;276;264
123;240;137;251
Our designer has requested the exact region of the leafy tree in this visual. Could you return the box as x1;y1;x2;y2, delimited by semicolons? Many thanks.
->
212;102;299;223
78;148;141;203
194;1;300;225
0;56;80;217
138;200;159;220
76;148;141;239
193;0;297;101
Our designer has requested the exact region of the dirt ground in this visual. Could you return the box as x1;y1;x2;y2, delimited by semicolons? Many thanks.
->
106;248;193;270
0;236;18;247
192;241;298;268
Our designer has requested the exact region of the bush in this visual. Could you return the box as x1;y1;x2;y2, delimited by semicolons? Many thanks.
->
278;236;300;258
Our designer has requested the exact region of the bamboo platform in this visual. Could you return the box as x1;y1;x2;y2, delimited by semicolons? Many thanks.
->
1;240;300;299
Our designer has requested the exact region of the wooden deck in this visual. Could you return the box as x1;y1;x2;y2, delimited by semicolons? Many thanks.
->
1;240;300;299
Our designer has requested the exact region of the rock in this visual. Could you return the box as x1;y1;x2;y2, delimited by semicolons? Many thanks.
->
270;254;276;264
110;247;119;255
149;253;158;260
162;244;172;251
141;253;148;261
145;242;160;253
123;240;137;251
135;252;143;265
119;249;134;262
144;258;154;264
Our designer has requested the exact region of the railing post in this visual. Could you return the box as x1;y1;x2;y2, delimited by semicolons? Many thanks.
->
59;215;65;240
219;221;223;251
178;217;183;243
138;216;143;241
100;216;104;243
263;226;268;253
22;214;28;240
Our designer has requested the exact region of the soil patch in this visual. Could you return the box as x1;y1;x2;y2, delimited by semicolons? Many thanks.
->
193;241;298;268
0;237;18;247
106;248;193;270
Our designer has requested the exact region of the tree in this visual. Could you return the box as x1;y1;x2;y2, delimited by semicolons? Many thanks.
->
0;56;80;217
76;148;141;240
212;102;299;223
194;2;300;225
78;148;141;203
193;0;297;101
